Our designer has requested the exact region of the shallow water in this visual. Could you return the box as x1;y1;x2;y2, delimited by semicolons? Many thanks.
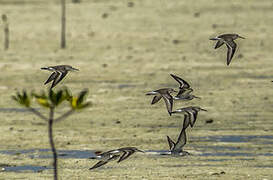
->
1;136;272;160
146;150;273;157
0;149;95;159
1;165;51;173
0;108;39;113
197;135;273;144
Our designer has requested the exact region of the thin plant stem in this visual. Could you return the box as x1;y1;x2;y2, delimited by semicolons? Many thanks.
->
61;0;66;48
2;14;9;50
29;108;48;121
55;109;74;123
48;107;58;180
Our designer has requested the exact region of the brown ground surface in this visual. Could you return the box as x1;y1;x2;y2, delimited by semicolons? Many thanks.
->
0;0;272;179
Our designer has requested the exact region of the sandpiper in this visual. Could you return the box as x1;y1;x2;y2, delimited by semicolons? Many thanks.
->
172;106;207;129
146;88;176;116
89;147;144;170
210;33;245;66
167;126;189;156
41;65;79;89
170;74;200;100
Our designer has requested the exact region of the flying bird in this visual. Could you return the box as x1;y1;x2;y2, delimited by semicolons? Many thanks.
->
41;65;79;89
210;33;245;66
172;106;207;129
170;74;200;100
167;121;189;156
146;88;176;116
89;147;144;170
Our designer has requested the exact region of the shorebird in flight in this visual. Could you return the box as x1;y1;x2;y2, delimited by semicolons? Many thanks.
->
41;65;79;89
146;88;176;116
89;147;144;170
210;33;245;66
172;106;207;129
170;74;200;101
167;122;189;156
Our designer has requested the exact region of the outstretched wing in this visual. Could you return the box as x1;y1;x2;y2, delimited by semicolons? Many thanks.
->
89;154;120;170
190;110;198;127
170;74;191;89
44;72;59;85
167;136;175;151
182;113;191;130
89;160;108;170
151;95;162;104
214;40;224;49
117;150;135;163
162;93;173;116
172;128;187;153
176;88;193;98
51;71;68;89
225;40;237;66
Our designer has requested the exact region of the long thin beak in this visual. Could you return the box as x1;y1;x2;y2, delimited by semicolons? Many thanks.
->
209;37;219;41
41;67;49;70
72;67;79;71
195;96;201;99
146;91;155;95
238;35;245;39
201;108;207;111
138;149;145;153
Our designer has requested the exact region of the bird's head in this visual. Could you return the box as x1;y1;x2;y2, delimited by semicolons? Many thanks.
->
192;95;201;99
236;34;245;39
66;65;79;71
192;106;207;112
168;88;177;93
131;147;145;153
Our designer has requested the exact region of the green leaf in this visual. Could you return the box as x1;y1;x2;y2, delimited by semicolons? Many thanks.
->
77;89;88;105
70;89;90;110
36;97;50;108
12;90;31;107
55;90;63;105
78;102;91;109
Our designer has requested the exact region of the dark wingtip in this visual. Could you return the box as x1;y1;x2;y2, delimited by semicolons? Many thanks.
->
50;84;55;89
170;74;177;79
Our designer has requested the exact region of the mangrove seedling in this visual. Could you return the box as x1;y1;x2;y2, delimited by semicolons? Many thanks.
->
12;88;90;180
